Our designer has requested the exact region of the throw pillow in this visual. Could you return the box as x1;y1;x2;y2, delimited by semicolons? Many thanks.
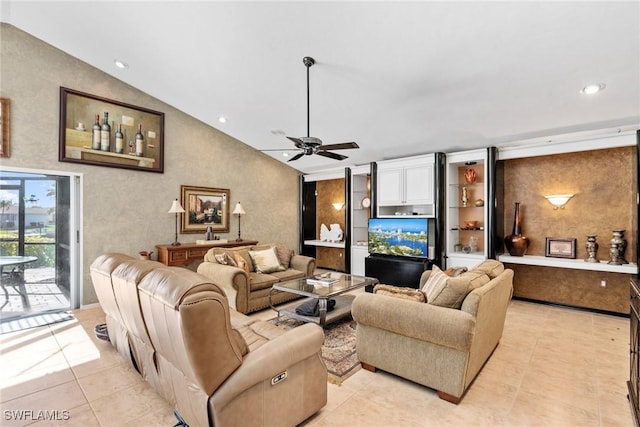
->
428;270;491;309
248;248;285;274
273;244;294;269
373;284;426;303
234;252;251;275
421;265;449;302
473;259;504;279
214;252;237;267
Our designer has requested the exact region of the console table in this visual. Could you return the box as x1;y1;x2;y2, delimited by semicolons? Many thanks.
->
156;240;258;267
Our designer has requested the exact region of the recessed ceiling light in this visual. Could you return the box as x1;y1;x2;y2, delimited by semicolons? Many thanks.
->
580;83;605;95
270;129;285;136
114;59;128;69
282;152;289;157
218;116;227;124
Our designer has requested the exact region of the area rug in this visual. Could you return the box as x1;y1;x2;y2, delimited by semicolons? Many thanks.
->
269;316;360;385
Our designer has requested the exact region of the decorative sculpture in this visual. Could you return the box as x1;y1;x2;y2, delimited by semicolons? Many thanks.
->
320;223;344;242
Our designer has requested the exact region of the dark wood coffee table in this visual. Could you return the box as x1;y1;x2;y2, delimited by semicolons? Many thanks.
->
269;273;378;327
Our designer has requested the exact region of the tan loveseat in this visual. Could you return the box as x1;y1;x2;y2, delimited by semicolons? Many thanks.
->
91;253;327;427
351;260;513;404
197;243;316;314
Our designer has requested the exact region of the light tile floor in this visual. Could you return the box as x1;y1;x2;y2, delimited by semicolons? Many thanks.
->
0;299;633;426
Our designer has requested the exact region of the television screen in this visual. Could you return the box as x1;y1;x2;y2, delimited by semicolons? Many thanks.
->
368;217;429;258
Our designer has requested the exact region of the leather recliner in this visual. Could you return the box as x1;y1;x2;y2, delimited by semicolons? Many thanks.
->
90;253;327;426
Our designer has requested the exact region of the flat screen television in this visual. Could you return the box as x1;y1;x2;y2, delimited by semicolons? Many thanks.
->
368;217;429;259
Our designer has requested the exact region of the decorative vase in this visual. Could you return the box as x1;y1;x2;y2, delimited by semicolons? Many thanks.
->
461;186;468;207
609;229;628;264
464;168;477;184
585;235;599;263
504;202;529;256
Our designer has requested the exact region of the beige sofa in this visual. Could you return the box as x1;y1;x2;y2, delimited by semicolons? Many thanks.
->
351;260;513;404
197;243;316;314
90;253;327;427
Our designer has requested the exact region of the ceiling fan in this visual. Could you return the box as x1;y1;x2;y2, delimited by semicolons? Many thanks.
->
264;56;359;162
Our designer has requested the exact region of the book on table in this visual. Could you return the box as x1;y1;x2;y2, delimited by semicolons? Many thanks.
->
306;275;339;286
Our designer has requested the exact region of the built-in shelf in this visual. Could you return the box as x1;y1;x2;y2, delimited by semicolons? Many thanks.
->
498;254;638;274
304;240;346;249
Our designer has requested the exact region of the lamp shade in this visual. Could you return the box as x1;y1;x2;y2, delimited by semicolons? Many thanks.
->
168;199;185;214
232;202;246;215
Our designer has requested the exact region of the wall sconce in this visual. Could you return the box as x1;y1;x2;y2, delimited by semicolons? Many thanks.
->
544;194;574;209
332;202;344;211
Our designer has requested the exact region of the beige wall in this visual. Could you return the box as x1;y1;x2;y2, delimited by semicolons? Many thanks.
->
0;24;301;305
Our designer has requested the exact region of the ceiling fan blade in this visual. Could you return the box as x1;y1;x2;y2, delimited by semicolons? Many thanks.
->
286;136;304;148
316;151;348;161
318;142;359;151
288;152;305;162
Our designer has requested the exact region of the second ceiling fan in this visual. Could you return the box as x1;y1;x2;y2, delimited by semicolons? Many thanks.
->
266;56;359;162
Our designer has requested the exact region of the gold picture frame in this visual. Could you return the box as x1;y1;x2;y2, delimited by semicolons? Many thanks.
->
1;97;10;158
180;185;230;233
58;87;165;173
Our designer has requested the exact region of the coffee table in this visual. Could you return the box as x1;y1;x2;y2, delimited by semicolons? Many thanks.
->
269;273;378;327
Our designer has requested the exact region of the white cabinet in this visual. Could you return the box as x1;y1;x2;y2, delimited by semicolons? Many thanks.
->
376;154;435;217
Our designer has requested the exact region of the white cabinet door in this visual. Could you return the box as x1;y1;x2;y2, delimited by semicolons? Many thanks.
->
351;246;369;276
404;163;433;204
377;168;403;205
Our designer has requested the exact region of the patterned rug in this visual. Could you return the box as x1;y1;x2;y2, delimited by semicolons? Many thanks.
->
269;316;360;385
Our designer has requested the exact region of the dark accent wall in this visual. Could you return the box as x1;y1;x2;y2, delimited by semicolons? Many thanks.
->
501;146;637;314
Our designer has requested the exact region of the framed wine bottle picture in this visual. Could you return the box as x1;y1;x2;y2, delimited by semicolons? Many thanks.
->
58;87;165;173
0;97;10;158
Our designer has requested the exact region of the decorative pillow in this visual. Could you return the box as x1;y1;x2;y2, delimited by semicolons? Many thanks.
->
248;248;285;274
428;270;491;309
444;266;468;277
421;265;449;302
233;252;251;275
473;259;504;279
374;284;426;303
214;252;237;267
273;244;294;269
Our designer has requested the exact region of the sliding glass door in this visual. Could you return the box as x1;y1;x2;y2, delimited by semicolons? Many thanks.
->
0;169;78;321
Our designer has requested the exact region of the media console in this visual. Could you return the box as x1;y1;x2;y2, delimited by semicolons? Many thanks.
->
364;255;431;291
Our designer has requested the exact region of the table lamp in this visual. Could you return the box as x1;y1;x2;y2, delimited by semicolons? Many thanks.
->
232;202;246;241
168;199;185;246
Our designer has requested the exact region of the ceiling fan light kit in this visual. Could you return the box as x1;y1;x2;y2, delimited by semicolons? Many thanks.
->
264;56;359;163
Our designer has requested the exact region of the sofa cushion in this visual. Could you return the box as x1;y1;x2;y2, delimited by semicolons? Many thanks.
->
273;244;295;269
212;246;254;271
428;270;491;309
214;252;237;267
269;268;306;281
234;253;251;275
374;284;426;303
472;259;504;279
421;265;449;302
248;247;285;274
248;272;279;291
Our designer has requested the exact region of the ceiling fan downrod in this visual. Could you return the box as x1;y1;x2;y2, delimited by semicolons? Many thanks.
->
303;56;315;138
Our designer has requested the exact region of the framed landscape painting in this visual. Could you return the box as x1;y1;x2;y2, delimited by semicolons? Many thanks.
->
58;87;165;173
180;185;230;233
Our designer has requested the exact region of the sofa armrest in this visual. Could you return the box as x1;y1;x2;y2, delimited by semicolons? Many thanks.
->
352;293;475;351
196;262;250;312
290;254;316;276
210;323;325;409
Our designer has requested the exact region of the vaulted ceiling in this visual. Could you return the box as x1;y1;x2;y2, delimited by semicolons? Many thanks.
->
3;1;639;173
